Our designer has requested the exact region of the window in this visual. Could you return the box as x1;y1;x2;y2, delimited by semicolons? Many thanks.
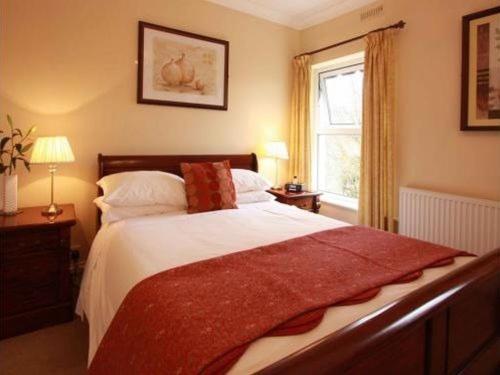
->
312;55;364;210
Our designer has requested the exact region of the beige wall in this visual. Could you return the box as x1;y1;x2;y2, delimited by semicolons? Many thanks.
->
0;0;299;251
2;0;499;246
303;0;500;223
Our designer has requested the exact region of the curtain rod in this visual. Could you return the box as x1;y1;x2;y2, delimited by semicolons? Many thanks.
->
295;20;406;58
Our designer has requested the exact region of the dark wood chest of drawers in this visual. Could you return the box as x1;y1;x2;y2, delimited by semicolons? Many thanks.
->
0;204;76;338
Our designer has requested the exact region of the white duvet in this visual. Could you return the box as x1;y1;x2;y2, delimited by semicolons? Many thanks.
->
77;201;472;374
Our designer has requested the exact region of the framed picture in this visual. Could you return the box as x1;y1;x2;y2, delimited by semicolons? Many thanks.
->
137;21;229;110
461;6;500;130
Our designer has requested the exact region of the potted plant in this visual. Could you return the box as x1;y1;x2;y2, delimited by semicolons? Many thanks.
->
0;115;36;215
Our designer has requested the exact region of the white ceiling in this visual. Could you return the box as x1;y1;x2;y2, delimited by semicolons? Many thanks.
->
205;0;377;30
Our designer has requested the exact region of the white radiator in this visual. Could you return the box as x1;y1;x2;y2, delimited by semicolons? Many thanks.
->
399;187;500;256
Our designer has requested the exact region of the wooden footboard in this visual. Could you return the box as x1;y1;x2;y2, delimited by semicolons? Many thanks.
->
259;248;499;375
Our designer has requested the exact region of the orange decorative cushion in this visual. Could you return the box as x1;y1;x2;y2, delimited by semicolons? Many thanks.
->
180;160;237;214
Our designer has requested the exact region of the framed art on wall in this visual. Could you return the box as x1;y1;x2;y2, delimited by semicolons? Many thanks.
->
137;21;229;110
461;6;500;130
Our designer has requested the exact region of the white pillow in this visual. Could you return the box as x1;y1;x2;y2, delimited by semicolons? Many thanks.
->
236;191;276;205
94;197;182;224
97;171;187;207
231;169;271;193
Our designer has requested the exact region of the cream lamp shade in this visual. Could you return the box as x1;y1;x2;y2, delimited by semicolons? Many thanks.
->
265;141;289;160
30;136;75;164
265;141;288;189
30;136;75;216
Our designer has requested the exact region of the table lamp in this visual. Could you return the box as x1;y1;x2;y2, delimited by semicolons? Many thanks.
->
30;136;75;216
265;141;289;189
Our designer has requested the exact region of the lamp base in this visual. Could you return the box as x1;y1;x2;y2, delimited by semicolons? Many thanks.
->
41;203;63;216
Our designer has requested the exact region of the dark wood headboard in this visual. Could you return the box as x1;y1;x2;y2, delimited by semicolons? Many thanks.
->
96;153;258;229
98;153;258;180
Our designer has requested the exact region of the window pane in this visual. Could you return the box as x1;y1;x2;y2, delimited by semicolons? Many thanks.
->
321;69;363;126
317;134;361;199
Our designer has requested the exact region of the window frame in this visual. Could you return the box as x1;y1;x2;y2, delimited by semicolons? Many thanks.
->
310;52;365;211
318;62;364;127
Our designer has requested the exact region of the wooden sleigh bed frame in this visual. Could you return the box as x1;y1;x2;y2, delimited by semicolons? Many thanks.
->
96;153;499;374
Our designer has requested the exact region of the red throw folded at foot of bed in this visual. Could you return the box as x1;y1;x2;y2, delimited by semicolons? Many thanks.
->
89;226;471;375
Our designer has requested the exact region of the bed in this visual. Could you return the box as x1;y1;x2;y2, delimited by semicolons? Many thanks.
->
77;153;499;374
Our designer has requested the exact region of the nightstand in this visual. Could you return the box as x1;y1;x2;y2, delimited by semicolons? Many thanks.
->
0;204;76;339
268;189;322;213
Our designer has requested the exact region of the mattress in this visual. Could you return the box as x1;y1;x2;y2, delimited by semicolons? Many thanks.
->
76;201;473;373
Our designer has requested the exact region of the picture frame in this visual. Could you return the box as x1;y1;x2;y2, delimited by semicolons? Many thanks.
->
137;21;229;110
460;6;500;131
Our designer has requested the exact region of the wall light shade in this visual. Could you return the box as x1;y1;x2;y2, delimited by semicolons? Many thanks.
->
265;141;289;160
30;136;75;164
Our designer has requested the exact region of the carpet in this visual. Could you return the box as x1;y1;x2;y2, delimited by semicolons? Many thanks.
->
0;320;88;375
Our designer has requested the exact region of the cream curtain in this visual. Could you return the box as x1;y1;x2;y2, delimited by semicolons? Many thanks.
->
359;30;396;231
288;55;311;185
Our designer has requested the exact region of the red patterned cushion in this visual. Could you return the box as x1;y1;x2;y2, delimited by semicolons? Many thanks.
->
180;160;237;214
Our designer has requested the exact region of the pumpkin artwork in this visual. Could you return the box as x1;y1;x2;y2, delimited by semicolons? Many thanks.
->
161;53;204;92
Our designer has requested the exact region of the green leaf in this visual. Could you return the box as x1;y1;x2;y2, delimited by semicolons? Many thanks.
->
22;142;33;153
26;126;36;137
6;114;13;127
23;159;30;172
15;128;23;137
0;137;10;151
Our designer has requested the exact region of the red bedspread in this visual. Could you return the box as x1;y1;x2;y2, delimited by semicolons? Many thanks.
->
89;226;470;375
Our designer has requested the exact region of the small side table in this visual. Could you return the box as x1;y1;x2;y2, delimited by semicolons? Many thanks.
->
0;204;76;338
268;189;322;213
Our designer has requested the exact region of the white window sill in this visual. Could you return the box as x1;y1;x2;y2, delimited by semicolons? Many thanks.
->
320;192;358;211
